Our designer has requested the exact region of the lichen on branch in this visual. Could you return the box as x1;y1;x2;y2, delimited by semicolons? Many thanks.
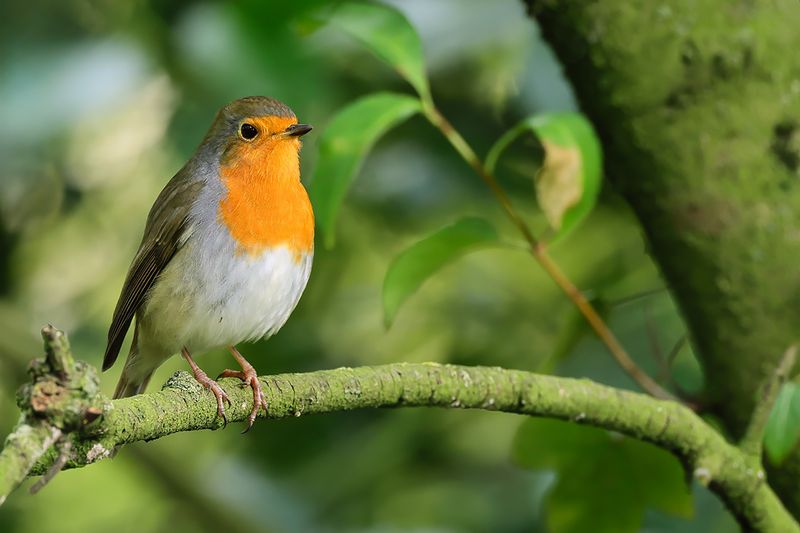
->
0;327;797;532
0;326;105;502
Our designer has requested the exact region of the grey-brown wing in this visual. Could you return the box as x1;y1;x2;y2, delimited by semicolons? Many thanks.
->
103;172;204;371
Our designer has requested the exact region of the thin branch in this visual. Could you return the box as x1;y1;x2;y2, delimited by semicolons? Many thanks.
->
421;104;675;401
29;439;71;494
666;334;688;369
643;305;690;399
651;334;701;410
0;422;61;505
0;327;796;531
3;363;793;532
644;300;665;373
740;345;798;458
609;287;668;308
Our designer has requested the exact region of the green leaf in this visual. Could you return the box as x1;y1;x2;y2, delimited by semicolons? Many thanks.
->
309;92;422;247
326;2;431;101
486;112;602;239
383;217;499;327
764;382;800;464
513;419;692;533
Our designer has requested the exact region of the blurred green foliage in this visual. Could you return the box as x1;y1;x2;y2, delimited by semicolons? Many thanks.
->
382;217;499;326
513;419;692;533
309;91;421;248
327;2;431;103
0;1;737;532
765;382;800;465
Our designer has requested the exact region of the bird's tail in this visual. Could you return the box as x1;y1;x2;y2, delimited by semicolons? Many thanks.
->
113;367;154;399
112;326;154;399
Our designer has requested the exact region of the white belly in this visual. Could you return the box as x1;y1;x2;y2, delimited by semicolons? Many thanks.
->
137;232;312;359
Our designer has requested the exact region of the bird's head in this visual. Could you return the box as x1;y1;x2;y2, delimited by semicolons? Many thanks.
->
201;96;312;176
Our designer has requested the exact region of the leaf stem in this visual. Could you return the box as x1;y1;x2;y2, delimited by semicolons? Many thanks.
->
422;103;675;401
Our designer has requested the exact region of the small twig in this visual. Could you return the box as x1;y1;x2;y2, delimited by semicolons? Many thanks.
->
609;287;668;308
666;334;688;368
657;334;696;404
644;313;690;396
740;345;798;458
29;439;71;494
42;324;75;378
421;104;675;401
644;301;666;376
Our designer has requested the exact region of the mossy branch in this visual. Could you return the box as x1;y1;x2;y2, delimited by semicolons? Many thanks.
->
0;328;797;532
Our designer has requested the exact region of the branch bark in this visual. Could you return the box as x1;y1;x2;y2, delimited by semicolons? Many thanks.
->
0;422;60;505
525;0;800;516
0;328;796;531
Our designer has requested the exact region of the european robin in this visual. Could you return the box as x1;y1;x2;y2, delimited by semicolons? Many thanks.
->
103;96;314;430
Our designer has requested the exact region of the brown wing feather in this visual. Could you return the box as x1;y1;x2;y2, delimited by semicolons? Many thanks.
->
103;171;204;371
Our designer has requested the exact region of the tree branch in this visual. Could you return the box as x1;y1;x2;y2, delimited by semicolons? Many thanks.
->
0;421;60;505
0;329;795;531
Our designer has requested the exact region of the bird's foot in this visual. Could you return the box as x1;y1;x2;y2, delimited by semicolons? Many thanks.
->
182;347;231;427
220;347;268;432
195;373;232;426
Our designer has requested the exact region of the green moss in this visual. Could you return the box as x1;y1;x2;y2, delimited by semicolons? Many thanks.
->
530;0;800;517
3;328;797;529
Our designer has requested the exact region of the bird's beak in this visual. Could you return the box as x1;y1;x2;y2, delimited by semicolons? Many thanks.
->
284;123;313;137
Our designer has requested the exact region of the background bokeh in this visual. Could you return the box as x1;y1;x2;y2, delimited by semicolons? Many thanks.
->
0;1;736;531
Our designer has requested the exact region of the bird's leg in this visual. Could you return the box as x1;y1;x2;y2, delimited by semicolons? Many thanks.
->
181;347;231;426
218;346;268;432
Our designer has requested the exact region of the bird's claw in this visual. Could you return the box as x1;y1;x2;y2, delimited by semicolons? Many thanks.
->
219;364;267;432
195;373;232;428
240;372;267;433
241;379;268;434
183;347;232;428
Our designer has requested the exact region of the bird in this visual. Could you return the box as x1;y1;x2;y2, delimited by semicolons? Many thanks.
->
103;96;314;431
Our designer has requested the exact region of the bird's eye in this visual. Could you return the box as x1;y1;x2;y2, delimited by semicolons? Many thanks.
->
240;123;258;140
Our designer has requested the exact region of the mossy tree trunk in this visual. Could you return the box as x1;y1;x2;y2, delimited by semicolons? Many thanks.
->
526;0;800;515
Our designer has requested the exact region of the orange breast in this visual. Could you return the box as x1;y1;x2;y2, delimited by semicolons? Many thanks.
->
218;132;314;260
